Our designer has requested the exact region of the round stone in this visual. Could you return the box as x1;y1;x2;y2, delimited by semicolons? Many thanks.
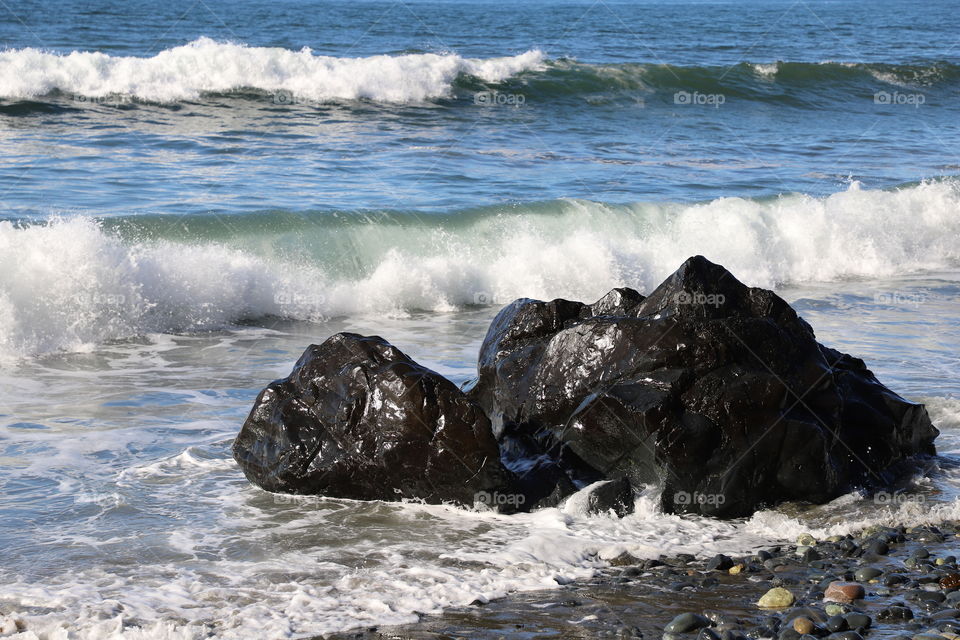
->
793;617;814;635
665;613;712;634
854;567;883;582
758;587;796;609
824;581;865;604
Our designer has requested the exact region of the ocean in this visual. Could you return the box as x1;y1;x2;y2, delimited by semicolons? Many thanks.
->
1;0;959;637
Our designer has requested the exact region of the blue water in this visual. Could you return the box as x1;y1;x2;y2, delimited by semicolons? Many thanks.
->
1;1;960;638
2;0;960;216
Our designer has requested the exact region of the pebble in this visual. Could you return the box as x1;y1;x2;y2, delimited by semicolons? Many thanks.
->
855;567;883;582
826;615;848;632
940;574;960;591
697;629;721;640
793;617;814;634
843;613;871;630
759;587;796;609
729;564;745;575
825;604;847;617
824;581;866;604
609;552;644;567
665;613;712;633
707;554;734;571
877;605;914;621
798;533;817;546
867;540;891;556
799;547;821;562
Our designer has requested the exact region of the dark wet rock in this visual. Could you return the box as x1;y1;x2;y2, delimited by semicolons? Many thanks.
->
698;630;722;640
235;257;939;518
931;608;960;620
470;256;939;518
911;590;947;604
609;551;643;567
826;615;848;632
912;528;945;544
232;333;515;508
839;540;861;556
877;605;914;621
800;547;822;563
866;540;891;556
585;477;635;516
664;613;712;633
842;613;871;631
707;554;735;571
855;567;883;582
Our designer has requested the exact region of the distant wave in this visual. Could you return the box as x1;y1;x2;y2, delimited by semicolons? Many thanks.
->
0;37;545;103
1;180;959;358
1;38;958;105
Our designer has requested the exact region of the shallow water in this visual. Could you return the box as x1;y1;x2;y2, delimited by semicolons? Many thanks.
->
1;272;958;638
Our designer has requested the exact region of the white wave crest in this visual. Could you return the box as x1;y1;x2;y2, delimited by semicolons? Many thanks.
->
1;180;959;359
0;37;545;102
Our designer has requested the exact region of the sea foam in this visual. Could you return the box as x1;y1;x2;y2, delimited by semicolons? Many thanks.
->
1;180;959;359
0;37;545;103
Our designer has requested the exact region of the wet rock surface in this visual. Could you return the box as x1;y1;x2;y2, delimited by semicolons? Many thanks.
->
469;255;938;517
234;256;938;516
232;333;514;507
324;523;960;640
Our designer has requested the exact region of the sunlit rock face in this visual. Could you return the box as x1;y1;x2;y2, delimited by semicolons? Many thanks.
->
234;257;938;519
470;256;938;517
232;333;515;508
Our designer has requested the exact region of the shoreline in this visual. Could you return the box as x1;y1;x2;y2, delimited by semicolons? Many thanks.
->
326;522;960;640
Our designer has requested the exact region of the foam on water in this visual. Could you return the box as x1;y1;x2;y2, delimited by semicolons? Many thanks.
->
3;445;959;639
2;180;959;359
2;40;956;105
0;37;544;103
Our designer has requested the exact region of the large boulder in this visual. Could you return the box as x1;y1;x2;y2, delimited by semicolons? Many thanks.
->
470;255;938;517
233;333;516;508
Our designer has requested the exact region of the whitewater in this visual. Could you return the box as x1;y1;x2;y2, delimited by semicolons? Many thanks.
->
1;180;958;359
